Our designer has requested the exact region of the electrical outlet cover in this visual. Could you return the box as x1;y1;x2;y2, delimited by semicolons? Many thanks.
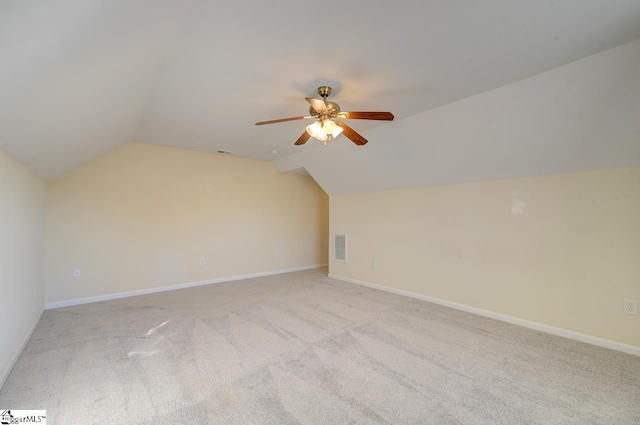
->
623;299;638;316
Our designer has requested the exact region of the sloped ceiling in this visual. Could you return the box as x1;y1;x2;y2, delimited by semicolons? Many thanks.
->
274;40;640;195
1;0;640;182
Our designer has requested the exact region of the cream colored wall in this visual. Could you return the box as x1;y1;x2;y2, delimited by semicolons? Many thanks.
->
330;166;640;347
46;142;328;304
0;149;46;387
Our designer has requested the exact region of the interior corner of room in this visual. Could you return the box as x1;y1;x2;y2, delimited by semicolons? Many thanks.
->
1;142;331;389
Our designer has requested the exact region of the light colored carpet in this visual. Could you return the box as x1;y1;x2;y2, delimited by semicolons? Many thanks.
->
1;268;639;424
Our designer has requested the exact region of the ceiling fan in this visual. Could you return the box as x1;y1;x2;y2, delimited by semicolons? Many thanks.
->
255;86;394;146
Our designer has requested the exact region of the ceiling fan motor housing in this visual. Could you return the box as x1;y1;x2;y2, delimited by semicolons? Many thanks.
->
309;101;341;116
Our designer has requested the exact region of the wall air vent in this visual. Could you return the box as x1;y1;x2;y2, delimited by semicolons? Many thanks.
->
334;234;347;262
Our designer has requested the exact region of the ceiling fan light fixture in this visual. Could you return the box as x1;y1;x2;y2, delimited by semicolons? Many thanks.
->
306;119;341;143
316;129;328;141
322;119;337;134
305;121;322;138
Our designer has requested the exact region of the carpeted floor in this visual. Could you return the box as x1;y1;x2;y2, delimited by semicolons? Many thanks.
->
1;268;639;424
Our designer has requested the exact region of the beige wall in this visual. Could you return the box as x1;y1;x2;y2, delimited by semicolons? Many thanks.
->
0;149;46;386
330;166;640;348
46;142;328;304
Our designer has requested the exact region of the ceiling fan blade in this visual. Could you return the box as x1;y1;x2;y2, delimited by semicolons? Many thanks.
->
306;97;328;113
255;116;310;126
342;111;395;121
335;121;368;146
294;130;311;145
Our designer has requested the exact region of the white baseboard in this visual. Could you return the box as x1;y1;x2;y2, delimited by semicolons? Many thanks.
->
46;264;328;310
328;273;640;357
1;306;44;390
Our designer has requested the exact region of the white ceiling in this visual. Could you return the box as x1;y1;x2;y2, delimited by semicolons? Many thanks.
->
274;39;640;195
1;0;640;181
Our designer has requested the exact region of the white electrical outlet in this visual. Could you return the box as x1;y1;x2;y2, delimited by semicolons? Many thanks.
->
199;258;206;266
288;250;292;257
623;299;638;316
29;287;33;302
73;268;81;278
371;260;377;268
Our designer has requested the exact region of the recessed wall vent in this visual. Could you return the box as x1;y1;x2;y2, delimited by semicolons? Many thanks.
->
334;234;347;262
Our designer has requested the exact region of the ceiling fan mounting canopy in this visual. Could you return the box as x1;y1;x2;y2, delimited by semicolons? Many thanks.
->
255;85;394;146
317;85;332;98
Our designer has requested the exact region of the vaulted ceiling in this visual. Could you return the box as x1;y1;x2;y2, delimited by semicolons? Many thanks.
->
2;0;640;184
